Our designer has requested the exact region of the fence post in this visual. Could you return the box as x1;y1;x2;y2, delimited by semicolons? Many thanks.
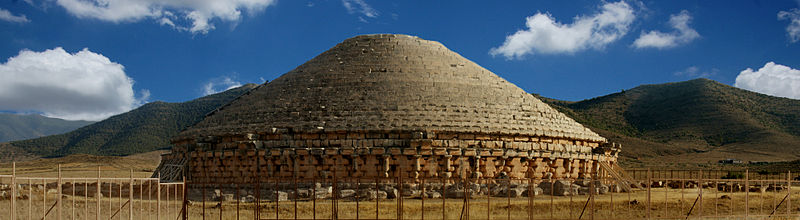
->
11;162;16;220
43;179;46;220
487;178;491;220
788;170;792;216
129;169;133;220
71;182;74;220
97;167;100;220
28;178;32;220
528;178;533;220
277;169;281;220
184;176;188;220
58;164;62;220
698;170;703;217
85;179;89;220
646;168;651;220
745;169;749;218
398;167;403;220
420;176;424;220
157;172;161;220
441;175;444;220
377;163;381;220
590;172;595;220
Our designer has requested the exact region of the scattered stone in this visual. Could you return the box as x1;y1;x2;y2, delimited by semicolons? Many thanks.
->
314;186;333;199
608;184;624;193
575;180;591;187
384;188;399;199
222;194;235;202
498;187;526;198
749;186;765;193
358;190;387;200
597;184;609;195
540;180;577;196
266;191;288;201
425;191;441;199
401;189;421;198
339;189;356;198
651;181;664;188
767;185;786;192
523;187;543;196
296;189;311;199
489;185;504;196
242;195;256;202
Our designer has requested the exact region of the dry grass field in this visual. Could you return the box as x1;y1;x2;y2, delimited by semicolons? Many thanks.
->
3;152;800;219
2;186;800;219
0;151;164;178
178;188;800;219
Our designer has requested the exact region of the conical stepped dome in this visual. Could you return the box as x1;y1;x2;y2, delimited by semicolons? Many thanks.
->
177;34;604;142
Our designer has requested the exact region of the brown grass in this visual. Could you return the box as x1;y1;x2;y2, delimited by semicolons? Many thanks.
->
2;152;800;219
0;151;164;178
178;188;800;219
4;187;799;220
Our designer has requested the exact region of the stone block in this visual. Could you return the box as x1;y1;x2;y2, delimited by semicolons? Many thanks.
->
448;149;462;156
358;189;387;200
438;133;456;139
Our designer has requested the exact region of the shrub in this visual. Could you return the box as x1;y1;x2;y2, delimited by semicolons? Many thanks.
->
721;171;744;179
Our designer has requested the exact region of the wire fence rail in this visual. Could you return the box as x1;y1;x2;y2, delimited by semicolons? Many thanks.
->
3;165;800;220
0;163;184;220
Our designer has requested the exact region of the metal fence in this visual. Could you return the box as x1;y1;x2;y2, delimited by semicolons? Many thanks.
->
0;163;184;220
183;167;800;220
4;165;800;220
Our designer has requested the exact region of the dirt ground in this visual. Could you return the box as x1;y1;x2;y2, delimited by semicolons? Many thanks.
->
2;152;800;219
2;186;800;219
0;151;164;178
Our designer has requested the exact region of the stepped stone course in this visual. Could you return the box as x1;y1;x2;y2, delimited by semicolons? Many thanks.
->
155;34;620;185
178;34;603;141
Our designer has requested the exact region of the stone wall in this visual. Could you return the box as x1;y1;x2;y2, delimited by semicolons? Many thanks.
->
173;130;603;155
158;130;619;183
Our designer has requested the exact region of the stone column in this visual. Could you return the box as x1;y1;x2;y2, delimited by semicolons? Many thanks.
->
383;155;391;178
443;155;453;179
413;155;422;180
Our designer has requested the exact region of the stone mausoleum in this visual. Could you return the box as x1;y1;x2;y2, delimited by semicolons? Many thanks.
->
154;34;620;184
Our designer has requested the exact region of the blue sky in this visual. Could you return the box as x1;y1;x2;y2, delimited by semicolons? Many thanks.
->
1;0;799;121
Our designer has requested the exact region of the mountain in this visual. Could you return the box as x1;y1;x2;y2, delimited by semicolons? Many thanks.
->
540;78;800;167
0;113;93;142
6;78;797;167
4;84;259;160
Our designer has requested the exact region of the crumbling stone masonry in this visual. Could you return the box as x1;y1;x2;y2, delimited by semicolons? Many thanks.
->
154;34;620;184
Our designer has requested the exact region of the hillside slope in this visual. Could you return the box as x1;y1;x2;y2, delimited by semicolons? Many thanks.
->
0;113;93;142
6;84;258;159
541;78;800;166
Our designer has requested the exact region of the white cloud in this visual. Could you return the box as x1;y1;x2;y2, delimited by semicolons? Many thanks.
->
735;62;800;99
0;47;148;121
0;8;30;23
52;0;276;34
489;1;635;59
342;0;378;18
633;10;700;49
778;9;800;43
203;76;242;96
674;66;717;78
